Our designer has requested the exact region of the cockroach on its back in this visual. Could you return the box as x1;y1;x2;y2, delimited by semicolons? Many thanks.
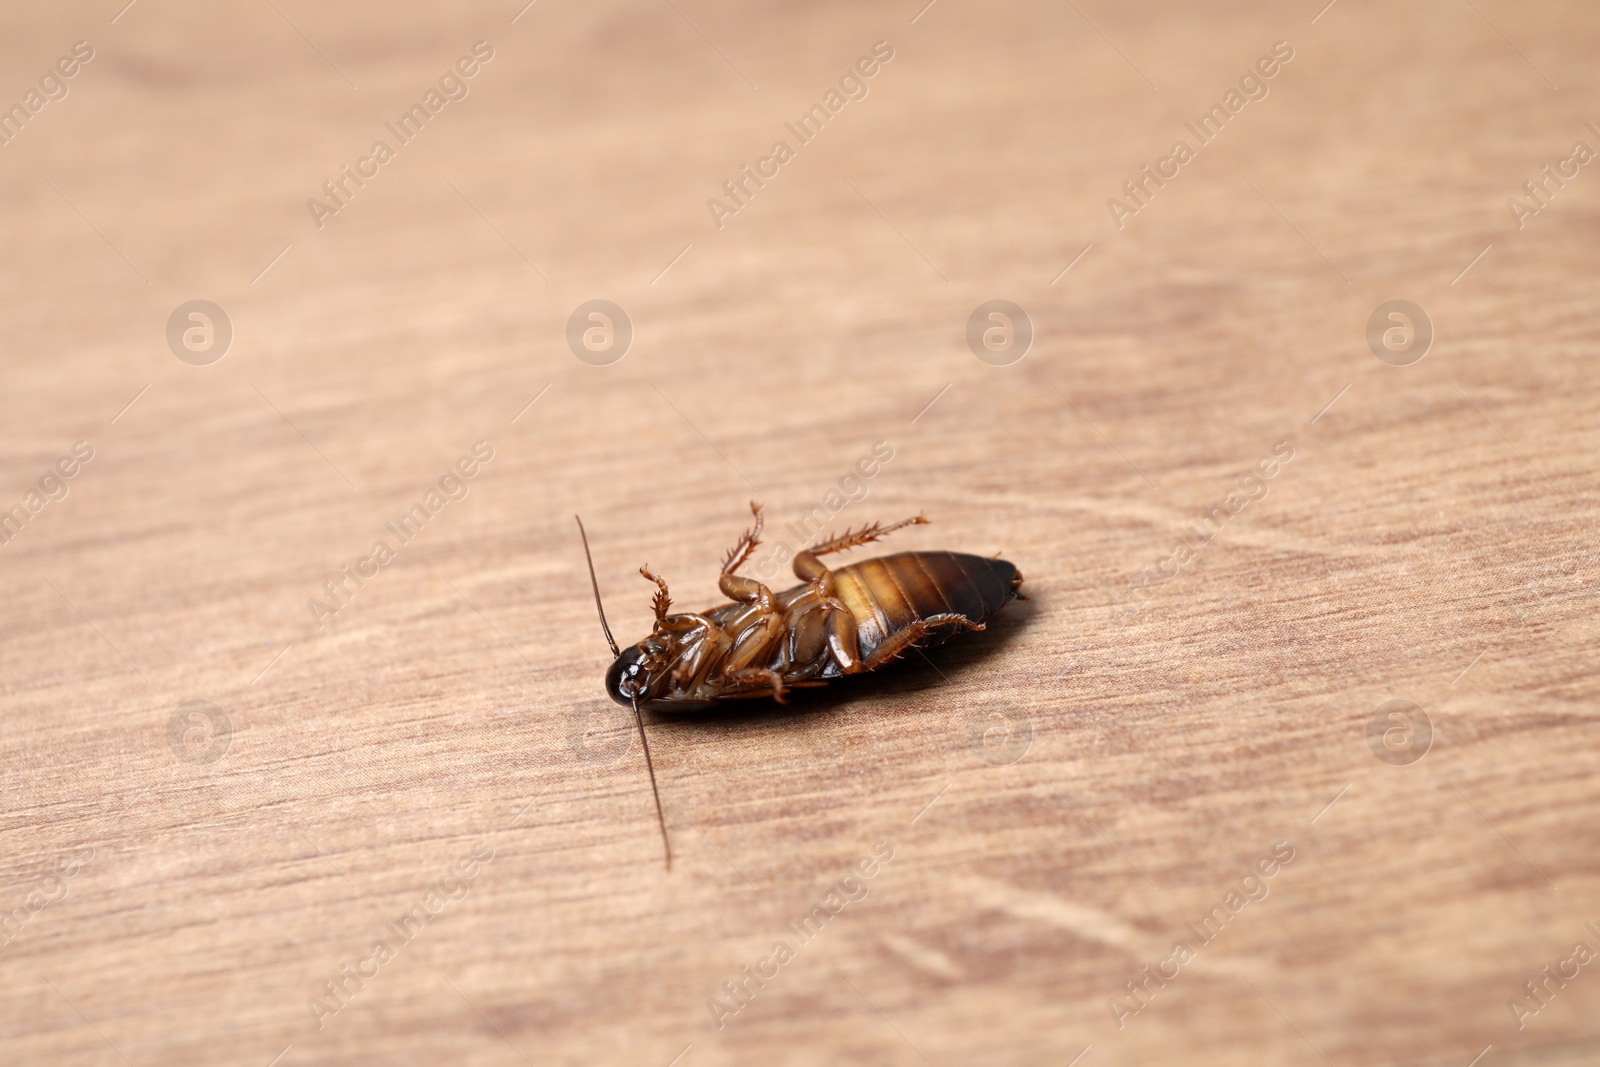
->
576;502;1026;869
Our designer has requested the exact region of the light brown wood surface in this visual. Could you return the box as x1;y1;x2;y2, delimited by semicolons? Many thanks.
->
3;1;1599;1064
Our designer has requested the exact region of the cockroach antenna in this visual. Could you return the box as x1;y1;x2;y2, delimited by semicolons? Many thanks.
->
575;515;671;871
629;693;671;871
575;515;620;658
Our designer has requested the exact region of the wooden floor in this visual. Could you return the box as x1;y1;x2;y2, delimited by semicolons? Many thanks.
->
2;1;1598;1064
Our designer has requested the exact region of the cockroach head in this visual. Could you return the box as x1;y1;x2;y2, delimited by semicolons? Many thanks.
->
605;633;676;706
604;620;694;703
605;644;647;705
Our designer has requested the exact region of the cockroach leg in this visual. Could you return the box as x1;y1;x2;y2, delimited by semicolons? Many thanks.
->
715;504;789;675
720;500;765;576
666;618;727;692
725;666;789;704
720;593;786;676
823;600;862;672
856;612;983;672
792;550;829;582
795;514;929;579
639;565;672;621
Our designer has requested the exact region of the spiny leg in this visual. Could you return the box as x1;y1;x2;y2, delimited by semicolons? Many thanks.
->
808;514;928;557
720;500;765;578
794;514;928;581
639;565;671;621
856;612;984;673
718;501;774;606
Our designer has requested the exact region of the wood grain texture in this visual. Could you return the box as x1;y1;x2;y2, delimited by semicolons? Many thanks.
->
2;1;1598;1065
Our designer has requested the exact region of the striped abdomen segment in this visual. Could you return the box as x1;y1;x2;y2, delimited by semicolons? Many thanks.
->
832;551;1023;659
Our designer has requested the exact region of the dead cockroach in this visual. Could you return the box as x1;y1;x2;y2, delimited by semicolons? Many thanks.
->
575;502;1026;869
